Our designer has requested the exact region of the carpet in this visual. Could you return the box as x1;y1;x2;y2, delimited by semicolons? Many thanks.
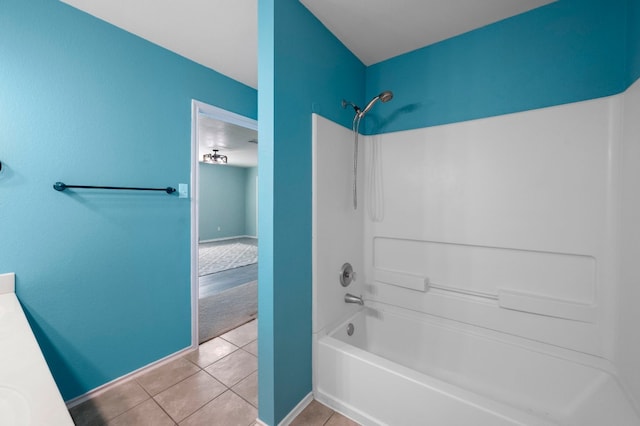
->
199;280;258;343
199;238;258;276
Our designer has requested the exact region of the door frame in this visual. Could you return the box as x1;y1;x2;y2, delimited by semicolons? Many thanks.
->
190;100;259;346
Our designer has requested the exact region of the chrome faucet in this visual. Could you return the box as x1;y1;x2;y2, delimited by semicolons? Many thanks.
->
344;293;364;305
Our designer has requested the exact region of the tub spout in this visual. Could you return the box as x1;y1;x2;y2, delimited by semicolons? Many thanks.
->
344;293;364;305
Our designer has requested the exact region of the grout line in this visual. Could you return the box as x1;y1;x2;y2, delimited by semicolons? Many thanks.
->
166;382;233;425
323;411;335;426
239;347;258;357
200;347;241;370
200;363;256;389
71;381;154;425
136;379;154;400
66;349;197;409
72;322;258;426
321;406;340;426
230;387;258;409
185;340;241;369
200;367;227;384
141;367;203;398
90;386;153;425
182;355;203;369
149;397;178;426
133;377;177;424
176;388;235;425
140;357;219;423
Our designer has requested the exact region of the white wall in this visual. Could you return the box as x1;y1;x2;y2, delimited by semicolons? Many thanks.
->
312;114;364;334
362;96;620;357
617;78;640;409
313;83;640;411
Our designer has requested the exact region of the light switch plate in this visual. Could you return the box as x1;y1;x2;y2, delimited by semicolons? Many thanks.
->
178;183;188;198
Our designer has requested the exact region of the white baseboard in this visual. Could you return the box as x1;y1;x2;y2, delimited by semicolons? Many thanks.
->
65;345;196;408
278;392;314;426
254;393;314;426
314;390;374;426
199;235;257;243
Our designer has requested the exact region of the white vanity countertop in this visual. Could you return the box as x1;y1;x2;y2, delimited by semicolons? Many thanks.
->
0;273;74;425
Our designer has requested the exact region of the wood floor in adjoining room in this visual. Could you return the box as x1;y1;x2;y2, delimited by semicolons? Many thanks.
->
198;238;259;343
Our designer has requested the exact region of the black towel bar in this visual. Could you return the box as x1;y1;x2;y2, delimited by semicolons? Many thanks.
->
53;182;176;194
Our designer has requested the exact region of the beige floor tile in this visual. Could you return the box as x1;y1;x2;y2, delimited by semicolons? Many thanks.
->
136;357;200;396
325;412;361;426
231;371;258;407
69;381;150;425
220;320;257;347
154;371;226;423
106;398;176;426
290;400;334;426
204;349;257;387
179;390;258;426
184;337;238;368
242;340;258;356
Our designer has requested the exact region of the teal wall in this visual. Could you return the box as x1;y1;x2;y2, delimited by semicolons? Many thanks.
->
257;0;365;423
199;164;257;240
365;0;630;134
1;0;635;419
628;0;640;85
245;167;258;237
0;0;256;400
258;0;638;424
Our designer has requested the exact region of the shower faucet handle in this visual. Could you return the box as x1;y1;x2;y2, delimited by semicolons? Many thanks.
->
340;263;356;287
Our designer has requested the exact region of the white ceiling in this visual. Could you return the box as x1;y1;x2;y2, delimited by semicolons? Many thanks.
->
60;0;554;166
198;115;258;168
61;0;554;89
60;0;258;88
300;0;555;65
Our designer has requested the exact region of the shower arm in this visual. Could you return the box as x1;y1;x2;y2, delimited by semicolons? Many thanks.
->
342;100;361;116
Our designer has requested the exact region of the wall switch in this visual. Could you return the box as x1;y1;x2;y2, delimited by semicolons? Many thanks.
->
178;183;188;198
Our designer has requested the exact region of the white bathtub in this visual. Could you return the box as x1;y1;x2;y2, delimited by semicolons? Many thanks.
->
314;302;639;426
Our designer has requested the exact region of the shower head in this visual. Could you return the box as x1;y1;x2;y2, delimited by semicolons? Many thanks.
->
358;91;394;118
379;90;394;103
343;90;393;210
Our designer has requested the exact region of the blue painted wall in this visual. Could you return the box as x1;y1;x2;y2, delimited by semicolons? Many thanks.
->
199;164;257;240
257;0;276;421
365;0;630;134
0;0;256;400
256;0;639;424
2;0;634;419
257;0;365;423
245;167;258;237
628;0;640;85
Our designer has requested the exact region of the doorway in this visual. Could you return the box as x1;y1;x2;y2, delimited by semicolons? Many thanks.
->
191;100;258;345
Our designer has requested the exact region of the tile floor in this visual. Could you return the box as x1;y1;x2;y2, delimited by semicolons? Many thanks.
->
69;321;259;426
68;319;359;426
291;400;360;426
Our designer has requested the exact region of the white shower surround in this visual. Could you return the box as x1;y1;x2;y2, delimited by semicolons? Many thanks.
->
312;79;640;425
316;304;637;425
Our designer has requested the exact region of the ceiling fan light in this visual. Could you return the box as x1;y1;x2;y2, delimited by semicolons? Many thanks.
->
203;149;228;164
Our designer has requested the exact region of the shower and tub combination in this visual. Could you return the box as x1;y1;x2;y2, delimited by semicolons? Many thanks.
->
312;85;640;425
